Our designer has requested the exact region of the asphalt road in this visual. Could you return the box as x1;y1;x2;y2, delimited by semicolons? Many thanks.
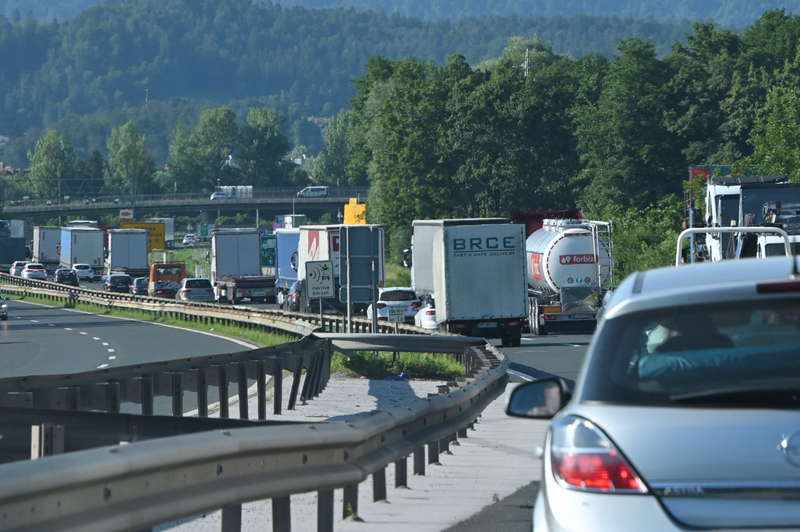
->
444;332;593;532
0;297;255;414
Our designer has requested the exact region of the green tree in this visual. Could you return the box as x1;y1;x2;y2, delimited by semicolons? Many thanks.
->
105;121;158;196
573;38;681;216
238;107;292;186
192;107;239;190
314;110;353;187
27;130;82;198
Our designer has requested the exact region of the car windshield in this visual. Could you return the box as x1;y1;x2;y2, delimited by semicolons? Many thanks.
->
110;276;131;284
581;299;800;406
380;290;417;302
155;267;183;275
185;279;212;289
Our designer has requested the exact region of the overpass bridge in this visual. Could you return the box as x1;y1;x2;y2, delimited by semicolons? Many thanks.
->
1;186;369;221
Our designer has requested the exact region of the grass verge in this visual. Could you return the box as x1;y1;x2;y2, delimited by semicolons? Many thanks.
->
6;289;466;380
4;290;293;347
331;350;464;380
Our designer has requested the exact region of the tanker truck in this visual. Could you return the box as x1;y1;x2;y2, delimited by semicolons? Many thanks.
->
527;219;613;335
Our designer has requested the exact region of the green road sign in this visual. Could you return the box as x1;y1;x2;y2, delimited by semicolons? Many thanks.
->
261;234;276;268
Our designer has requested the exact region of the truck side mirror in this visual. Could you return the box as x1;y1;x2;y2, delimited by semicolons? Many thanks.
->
290;252;298;271
402;248;411;268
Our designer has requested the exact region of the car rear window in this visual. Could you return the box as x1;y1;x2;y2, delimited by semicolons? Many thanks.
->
580;299;800;406
74;265;90;270
380;290;417;302
156;267;183;275
185;279;212;289
110;276;131;284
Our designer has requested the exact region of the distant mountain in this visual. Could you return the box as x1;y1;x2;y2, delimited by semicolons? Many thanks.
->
4;0;800;28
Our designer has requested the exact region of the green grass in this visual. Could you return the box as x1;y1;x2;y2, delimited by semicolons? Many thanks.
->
331;350;464;380
4;290;293;347
6;288;465;379
385;263;411;288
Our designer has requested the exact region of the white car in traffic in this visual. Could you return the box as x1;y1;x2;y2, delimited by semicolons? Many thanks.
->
20;263;47;280
414;294;438;330
366;287;421;324
72;263;94;282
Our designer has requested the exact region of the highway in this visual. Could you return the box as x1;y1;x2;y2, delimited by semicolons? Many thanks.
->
0;297;256;415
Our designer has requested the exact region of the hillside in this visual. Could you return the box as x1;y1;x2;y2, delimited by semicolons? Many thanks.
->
4;0;799;28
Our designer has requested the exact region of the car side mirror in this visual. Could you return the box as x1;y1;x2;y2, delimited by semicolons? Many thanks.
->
505;378;570;419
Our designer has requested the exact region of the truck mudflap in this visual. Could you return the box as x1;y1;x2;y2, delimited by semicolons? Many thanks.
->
446;319;524;347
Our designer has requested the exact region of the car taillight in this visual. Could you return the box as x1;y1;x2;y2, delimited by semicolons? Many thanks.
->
206;289;214;293
550;416;647;493
181;289;189;294
426;310;435;316
411;301;421;308
376;302;387;309
156;290;164;294
506;320;521;326
451;323;469;330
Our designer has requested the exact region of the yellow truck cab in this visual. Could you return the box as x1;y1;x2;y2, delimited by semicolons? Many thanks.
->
148;262;186;298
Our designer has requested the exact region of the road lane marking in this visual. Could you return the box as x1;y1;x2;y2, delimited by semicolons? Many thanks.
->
64;327;71;330
93;337;100;340
108;356;116;360
80;332;87;335
48;324;55;327
107;349;115;353
96;364;109;369
30;320;38;323
102;342;109;346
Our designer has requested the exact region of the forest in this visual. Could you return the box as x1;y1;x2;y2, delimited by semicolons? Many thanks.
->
5;3;800;277
0;0;698;168
5;0;800;29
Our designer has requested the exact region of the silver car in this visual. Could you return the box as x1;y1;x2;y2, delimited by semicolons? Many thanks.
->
507;256;800;531
20;263;47;280
176;278;215;302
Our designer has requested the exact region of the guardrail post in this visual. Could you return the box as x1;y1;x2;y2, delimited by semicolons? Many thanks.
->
318;489;334;532
395;457;408;488
65;386;80;411
237;362;248;420
106;381;120;414
171;372;184;416
218;365;229;418
272;357;282;416
31;423;64;458
342;484;358;519
300;353;317;404
141;375;154;416
287;356;303;411
197;368;208;418
413;447;426;475
257;360;267;420
272;496;291;532
458;426;468;438
373;468;387;502
428;440;440;465
440;435;451;455
221;504;242;532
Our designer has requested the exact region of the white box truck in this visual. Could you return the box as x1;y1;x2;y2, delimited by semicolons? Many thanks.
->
211;229;275;304
33;226;61;271
106;229;150;277
60;227;104;278
414;219;528;346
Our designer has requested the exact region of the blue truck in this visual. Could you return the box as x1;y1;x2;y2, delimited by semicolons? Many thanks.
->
274;228;300;309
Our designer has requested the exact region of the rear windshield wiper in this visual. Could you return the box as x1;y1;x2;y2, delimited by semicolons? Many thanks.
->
670;385;800;405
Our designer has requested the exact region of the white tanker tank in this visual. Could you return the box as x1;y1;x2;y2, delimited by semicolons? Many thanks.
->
526;219;613;335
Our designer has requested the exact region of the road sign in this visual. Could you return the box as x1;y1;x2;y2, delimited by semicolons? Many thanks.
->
387;307;406;323
306;260;335;299
199;223;209;239
261;234;276;268
339;225;384;304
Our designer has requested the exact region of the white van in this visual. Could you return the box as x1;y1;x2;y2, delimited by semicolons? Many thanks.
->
297;186;329;198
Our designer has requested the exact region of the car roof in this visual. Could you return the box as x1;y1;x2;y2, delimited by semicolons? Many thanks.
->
380;286;417;292
604;256;800;320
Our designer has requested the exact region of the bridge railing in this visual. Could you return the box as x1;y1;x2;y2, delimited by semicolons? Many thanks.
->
3;186;370;210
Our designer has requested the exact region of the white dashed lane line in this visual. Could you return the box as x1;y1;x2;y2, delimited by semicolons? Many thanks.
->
108;356;116;360
80;332;87;335
93;337;100;340
102;343;109;346
30;320;38;323
97;364;109;369
107;349;115;353
48;324;55;327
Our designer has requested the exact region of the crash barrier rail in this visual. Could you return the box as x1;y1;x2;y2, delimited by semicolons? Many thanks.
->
675;226;791;265
0;275;509;532
0;273;427;336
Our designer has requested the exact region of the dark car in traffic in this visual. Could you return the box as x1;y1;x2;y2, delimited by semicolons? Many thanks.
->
53;268;79;287
131;277;149;296
102;274;133;293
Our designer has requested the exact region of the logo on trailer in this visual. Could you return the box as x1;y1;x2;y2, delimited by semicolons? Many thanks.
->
531;253;544;281
559;254;597;265
567;277;574;284
585;277;591;284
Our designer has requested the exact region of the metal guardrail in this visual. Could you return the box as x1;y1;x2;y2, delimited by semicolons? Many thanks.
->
0;274;509;532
